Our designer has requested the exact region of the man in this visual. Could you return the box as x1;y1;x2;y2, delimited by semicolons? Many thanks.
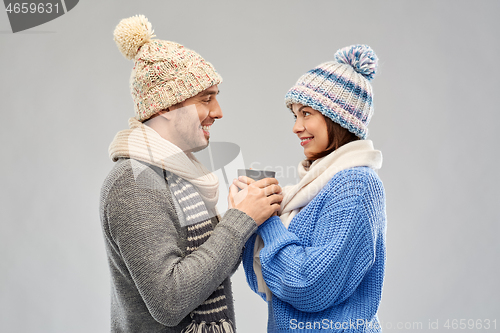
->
100;15;282;332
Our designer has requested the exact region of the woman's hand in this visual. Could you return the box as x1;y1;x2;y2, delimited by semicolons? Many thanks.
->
228;177;282;225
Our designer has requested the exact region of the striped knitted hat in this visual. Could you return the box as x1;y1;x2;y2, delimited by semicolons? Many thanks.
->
285;44;378;139
113;15;222;122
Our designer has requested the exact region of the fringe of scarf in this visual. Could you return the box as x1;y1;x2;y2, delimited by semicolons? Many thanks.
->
182;319;234;333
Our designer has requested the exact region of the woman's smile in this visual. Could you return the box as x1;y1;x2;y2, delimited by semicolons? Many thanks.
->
300;136;313;146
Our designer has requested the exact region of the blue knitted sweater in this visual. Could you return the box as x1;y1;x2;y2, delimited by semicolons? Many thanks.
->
242;167;386;332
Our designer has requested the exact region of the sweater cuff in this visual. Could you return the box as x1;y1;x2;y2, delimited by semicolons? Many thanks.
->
220;208;258;244
257;215;288;244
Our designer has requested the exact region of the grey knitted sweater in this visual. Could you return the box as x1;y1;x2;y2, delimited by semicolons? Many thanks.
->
99;158;257;332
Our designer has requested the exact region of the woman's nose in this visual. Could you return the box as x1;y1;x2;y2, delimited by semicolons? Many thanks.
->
293;118;303;134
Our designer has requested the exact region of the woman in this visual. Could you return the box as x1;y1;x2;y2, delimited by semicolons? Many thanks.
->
237;45;386;332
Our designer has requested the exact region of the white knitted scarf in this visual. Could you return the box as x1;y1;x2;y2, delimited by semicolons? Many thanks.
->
108;117;219;211
253;140;383;300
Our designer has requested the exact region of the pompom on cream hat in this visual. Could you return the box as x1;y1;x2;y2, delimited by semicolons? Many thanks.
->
114;15;222;121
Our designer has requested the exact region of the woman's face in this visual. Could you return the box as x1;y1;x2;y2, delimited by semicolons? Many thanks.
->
291;104;329;160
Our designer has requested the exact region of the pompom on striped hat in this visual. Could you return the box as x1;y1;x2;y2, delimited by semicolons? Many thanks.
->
113;15;222;122
285;44;379;139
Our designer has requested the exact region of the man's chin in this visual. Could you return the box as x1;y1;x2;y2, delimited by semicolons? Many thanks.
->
186;140;209;153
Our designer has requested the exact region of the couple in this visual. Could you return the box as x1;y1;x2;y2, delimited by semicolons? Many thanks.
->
100;15;386;333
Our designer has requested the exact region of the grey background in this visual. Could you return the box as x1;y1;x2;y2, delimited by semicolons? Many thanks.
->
1;0;499;332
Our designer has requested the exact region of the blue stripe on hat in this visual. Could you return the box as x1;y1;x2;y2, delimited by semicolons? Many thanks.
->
300;82;371;122
285;87;367;139
305;67;373;106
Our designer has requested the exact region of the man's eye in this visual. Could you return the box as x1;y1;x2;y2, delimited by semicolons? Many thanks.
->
203;98;211;103
303;111;311;116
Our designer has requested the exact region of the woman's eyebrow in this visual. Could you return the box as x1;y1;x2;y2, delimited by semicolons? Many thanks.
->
291;105;307;116
298;105;307;113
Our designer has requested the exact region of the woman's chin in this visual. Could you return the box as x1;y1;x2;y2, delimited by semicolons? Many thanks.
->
303;147;313;157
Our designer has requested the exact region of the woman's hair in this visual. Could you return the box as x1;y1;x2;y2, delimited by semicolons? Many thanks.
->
308;115;359;161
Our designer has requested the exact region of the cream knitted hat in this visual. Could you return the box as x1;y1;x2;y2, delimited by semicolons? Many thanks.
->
113;15;223;121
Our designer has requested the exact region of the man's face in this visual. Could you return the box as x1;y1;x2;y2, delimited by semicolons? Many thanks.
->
164;85;222;152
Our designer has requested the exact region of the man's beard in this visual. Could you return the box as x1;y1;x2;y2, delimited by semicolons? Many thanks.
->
175;122;209;153
186;137;209;153
172;105;209;153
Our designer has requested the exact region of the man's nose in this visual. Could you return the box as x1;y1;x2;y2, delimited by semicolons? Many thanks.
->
209;99;223;119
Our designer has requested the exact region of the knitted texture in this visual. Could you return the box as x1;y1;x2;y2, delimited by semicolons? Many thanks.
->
100;159;257;332
284;44;378;139
253;140;383;301
114;15;222;121
243;167;386;333
165;171;234;332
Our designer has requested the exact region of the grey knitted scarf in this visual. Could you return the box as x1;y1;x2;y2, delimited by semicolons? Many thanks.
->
165;171;235;333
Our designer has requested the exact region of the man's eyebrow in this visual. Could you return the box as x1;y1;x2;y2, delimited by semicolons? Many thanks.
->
199;89;220;97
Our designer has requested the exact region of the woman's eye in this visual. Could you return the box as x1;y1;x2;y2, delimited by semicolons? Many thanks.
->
303;111;311;116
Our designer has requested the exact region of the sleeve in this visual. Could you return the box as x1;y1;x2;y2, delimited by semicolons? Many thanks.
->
257;175;377;313
242;233;268;301
105;172;257;326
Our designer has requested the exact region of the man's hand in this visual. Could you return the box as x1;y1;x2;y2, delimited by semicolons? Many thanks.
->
228;177;282;225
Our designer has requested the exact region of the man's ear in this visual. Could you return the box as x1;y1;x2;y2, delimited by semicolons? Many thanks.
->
156;109;172;120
